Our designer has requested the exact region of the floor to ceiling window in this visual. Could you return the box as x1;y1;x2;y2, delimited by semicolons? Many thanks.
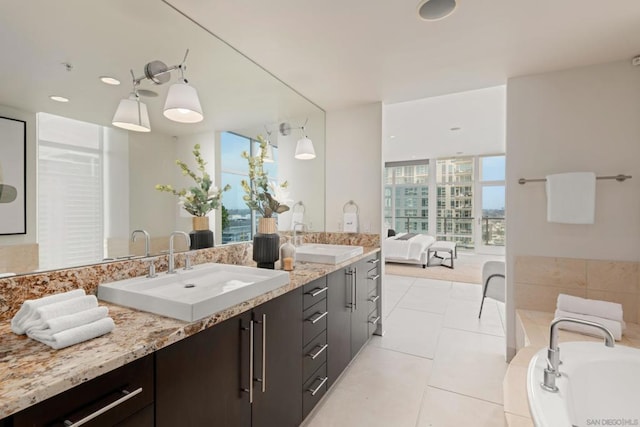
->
385;154;505;253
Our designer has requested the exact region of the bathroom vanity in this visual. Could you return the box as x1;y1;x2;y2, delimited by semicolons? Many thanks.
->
0;248;381;426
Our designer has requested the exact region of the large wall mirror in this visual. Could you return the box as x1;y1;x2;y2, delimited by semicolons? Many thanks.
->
0;0;325;275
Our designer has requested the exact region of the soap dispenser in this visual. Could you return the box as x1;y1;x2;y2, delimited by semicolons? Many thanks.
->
280;240;296;271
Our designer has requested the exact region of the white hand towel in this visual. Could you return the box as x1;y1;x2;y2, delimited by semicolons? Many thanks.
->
17;295;99;335
28;317;115;350
545;172;596;224
343;212;358;233
554;309;623;341
557;294;624;324
11;289;86;335
27;306;109;337
291;212;304;230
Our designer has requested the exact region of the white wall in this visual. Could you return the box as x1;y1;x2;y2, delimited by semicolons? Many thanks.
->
326;103;383;233
505;59;640;357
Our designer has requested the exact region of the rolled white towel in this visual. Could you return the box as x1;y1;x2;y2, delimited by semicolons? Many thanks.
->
554;309;623;341
28;317;115;350
16;295;99;335
27;306;109;338
557;294;624;323
11;289;86;335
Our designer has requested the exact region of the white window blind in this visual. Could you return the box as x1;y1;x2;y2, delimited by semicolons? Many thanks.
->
38;113;104;270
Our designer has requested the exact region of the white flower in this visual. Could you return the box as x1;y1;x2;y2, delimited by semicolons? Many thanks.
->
208;186;220;197
268;181;292;206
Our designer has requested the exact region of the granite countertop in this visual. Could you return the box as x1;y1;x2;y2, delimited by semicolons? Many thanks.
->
0;247;380;419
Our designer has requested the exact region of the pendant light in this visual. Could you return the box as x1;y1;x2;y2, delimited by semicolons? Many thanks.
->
112;85;150;133
295;125;316;160
163;69;203;123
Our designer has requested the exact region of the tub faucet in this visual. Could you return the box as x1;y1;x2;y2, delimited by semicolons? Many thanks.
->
541;317;615;392
168;231;191;274
131;229;151;257
293;221;308;246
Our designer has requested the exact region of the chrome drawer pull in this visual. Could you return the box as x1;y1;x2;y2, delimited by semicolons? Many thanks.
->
368;316;381;326
307;311;328;324
63;387;143;426
368;295;380;303
367;274;380;281
307;343;329;360
367;258;380;265
306;286;328;297
308;377;328;396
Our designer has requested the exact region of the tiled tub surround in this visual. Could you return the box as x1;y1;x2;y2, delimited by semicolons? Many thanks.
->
0;232;380;419
515;255;640;324
503;310;640;426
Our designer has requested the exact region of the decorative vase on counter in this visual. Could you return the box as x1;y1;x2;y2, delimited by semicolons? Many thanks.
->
253;217;279;269
189;216;214;250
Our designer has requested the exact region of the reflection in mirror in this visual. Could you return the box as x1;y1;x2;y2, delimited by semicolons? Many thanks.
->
0;0;325;276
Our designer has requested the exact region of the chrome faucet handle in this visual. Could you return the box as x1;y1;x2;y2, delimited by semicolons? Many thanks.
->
184;252;193;270
144;257;157;278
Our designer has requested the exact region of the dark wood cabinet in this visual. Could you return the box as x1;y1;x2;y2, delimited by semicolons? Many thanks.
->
11;354;154;427
327;267;352;388
251;287;303;427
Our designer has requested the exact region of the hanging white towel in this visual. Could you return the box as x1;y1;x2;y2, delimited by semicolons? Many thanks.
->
545;172;596;224
554;309;623;341
343;212;358;233
28;317;115;350
291;212;304;230
11;289;86;334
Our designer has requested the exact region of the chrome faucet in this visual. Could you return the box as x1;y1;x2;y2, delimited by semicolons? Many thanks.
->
131;229;151;257
292;221;308;247
168;231;191;274
541;317;615;392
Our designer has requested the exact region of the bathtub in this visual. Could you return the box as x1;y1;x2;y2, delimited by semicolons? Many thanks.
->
527;342;640;427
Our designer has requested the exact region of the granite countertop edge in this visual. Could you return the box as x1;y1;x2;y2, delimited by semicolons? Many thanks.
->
0;247;380;419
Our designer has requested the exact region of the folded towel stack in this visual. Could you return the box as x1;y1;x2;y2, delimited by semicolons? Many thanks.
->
555;294;625;341
11;289;115;349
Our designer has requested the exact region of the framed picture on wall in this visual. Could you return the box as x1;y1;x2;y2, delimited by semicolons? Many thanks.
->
0;116;27;235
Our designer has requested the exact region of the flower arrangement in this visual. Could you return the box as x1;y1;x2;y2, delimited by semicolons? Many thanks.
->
241;135;290;218
155;144;230;216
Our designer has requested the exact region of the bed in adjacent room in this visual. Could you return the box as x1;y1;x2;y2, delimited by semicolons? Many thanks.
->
383;232;435;268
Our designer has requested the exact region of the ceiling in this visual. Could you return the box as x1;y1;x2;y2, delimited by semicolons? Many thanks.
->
166;0;640;111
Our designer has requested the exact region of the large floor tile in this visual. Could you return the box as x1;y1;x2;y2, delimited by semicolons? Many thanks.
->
383;274;416;289
443;298;505;337
450;281;483;302
304;345;432;427
416;386;506;427
429;328;508;404
369;308;443;358
412;278;452;292
397;283;451;314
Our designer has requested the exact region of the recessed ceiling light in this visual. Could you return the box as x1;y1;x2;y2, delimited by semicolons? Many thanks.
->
450;127;461;131
49;95;69;103
100;76;121;85
417;0;457;21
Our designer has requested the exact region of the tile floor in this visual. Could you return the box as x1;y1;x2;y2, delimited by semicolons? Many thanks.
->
304;274;508;427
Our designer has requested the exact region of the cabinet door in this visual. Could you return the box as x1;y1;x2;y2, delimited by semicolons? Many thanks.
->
251;287;303;427
327;268;352;388
155;312;252;427
351;259;371;357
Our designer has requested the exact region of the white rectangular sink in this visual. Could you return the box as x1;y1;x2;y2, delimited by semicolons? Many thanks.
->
98;263;290;322
295;243;364;265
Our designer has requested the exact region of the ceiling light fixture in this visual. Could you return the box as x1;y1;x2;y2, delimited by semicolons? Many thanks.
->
417;0;457;21
100;76;121;86
112;49;202;132
279;120;316;160
49;95;69;103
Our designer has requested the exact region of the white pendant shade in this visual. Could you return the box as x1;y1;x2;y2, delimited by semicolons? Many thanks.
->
295;137;316;160
112;95;151;132
163;79;203;123
263;143;274;163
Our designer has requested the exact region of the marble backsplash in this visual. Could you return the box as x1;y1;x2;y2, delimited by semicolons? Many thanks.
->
0;232;380;321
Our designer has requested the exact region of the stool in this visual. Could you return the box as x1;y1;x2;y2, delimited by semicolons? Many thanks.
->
426;241;457;269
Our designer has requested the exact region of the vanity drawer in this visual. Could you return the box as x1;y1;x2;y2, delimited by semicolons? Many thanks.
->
303;364;328;419
368;291;380;316
303;298;328;344
303;277;328;311
367;267;380;294
303;331;328;383
368;307;381;337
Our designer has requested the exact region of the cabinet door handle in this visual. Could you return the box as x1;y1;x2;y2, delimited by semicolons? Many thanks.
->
241;320;255;403
345;269;354;310
307;377;328;396
367;274;380;281
306;343;329;360
368;315;381;326
63;387;143;426
367;258;380;265
306;286;328;297
307;311;328;324
352;267;357;312
260;314;266;393
368;295;380;303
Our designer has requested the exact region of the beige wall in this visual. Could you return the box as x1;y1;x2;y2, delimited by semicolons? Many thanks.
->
505;59;640;356
326;102;383;233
